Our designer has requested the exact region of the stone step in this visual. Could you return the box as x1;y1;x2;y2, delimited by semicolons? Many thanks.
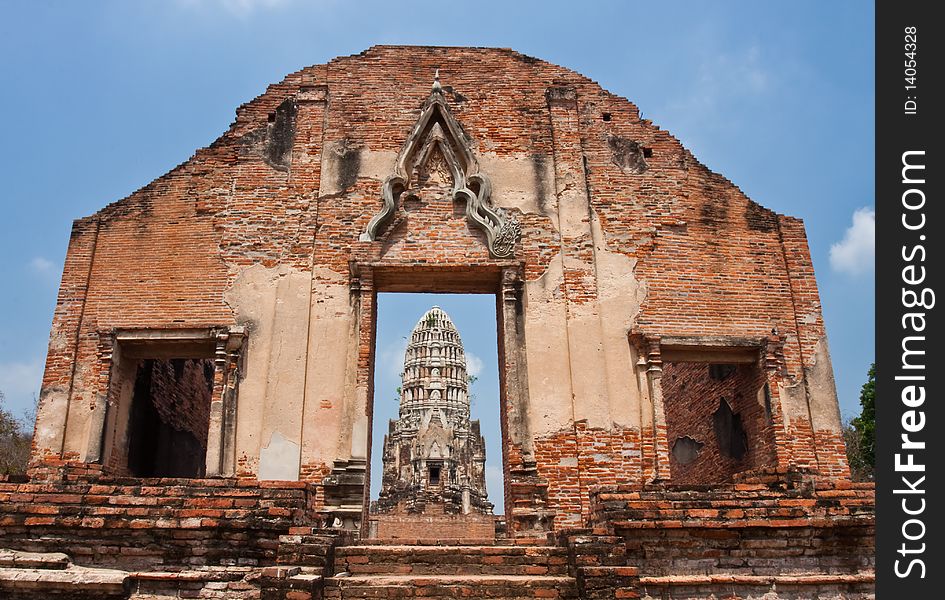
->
125;567;260;599
334;545;570;576
324;574;577;599
277;533;338;567
0;549;71;570
0;565;128;597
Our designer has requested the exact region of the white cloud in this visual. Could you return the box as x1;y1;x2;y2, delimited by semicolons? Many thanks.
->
830;207;875;276
465;352;483;378
176;0;295;17
29;257;54;273
0;358;43;415
378;337;409;379
28;256;60;287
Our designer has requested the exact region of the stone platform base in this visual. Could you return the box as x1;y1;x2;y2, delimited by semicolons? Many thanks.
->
367;512;496;542
0;472;876;598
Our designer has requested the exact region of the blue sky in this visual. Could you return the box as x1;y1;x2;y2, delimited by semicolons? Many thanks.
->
0;0;874;482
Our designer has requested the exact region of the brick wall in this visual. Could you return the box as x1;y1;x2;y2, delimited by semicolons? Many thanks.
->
662;361;777;485
532;424;644;529
0;477;317;569
369;512;495;541
30;46;851;526
147;359;214;447
584;479;875;578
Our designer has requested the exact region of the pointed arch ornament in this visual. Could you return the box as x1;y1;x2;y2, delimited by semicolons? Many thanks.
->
359;73;521;258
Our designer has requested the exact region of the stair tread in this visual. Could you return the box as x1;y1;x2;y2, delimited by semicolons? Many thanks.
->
339;545;564;551
329;574;574;584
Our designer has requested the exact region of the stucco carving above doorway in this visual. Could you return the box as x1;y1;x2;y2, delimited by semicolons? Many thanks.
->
360;71;521;258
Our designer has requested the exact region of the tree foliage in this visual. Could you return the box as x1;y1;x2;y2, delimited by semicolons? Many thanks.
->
0;390;33;476
843;363;875;482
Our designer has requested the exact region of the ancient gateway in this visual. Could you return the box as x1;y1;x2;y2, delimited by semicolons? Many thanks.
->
375;306;492;517
0;47;874;599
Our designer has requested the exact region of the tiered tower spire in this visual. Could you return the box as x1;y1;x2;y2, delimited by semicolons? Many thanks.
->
375;307;491;515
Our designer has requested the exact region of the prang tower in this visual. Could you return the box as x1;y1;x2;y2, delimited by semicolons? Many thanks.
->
376;306;492;515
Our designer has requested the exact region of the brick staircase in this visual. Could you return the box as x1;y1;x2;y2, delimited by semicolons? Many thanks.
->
0;549;127;598
324;543;577;599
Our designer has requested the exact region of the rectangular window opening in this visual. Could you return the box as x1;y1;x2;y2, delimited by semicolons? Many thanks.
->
662;356;777;485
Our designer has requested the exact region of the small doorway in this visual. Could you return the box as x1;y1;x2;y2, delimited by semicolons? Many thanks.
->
100;333;233;478
125;358;214;478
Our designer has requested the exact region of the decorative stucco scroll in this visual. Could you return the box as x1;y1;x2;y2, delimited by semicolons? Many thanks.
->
359;73;520;258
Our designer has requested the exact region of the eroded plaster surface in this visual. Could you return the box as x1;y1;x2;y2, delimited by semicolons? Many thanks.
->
33;388;69;458
225;264;312;479
522;240;646;434
523;254;575;436
63;358;98;460
776;336;843;433
320;147;398;197
805;337;844;433
479;153;556;219
33;326;75;457
258;431;301;481
591;214;646;429
301;266;358;471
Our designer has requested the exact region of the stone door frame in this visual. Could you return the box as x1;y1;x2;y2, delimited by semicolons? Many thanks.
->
349;259;534;534
91;327;244;478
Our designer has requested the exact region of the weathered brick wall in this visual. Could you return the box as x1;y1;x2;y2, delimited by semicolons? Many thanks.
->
585;480;875;577
29;46;850;529
0;478;317;569
532;424;644;528
662;362;777;485
146;359;214;447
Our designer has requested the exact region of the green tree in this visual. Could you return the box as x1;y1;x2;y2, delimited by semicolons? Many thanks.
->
843;363;875;481
0;390;34;476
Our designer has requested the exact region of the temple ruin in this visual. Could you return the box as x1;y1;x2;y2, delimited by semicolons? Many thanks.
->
375;306;492;517
0;46;875;599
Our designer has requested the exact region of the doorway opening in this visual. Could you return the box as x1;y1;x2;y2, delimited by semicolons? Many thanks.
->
368;293;505;529
101;333;226;479
126;358;214;478
428;464;441;486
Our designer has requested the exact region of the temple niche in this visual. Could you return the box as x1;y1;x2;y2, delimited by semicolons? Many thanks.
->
375;306;492;516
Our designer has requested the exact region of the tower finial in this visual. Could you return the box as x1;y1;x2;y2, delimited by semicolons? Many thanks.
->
432;68;442;93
